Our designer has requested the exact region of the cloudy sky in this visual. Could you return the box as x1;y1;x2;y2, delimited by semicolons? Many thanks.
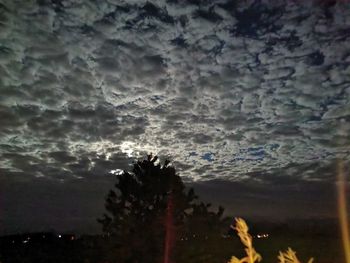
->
1;0;350;234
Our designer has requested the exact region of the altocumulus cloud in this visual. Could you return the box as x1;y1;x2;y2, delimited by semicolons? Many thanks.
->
0;0;350;229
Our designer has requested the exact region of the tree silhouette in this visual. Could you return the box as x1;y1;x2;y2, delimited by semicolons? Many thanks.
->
98;155;228;263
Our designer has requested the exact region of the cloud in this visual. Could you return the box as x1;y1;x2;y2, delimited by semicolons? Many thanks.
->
0;0;350;231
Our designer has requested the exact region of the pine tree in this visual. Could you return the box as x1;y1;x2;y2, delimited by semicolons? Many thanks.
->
98;155;197;263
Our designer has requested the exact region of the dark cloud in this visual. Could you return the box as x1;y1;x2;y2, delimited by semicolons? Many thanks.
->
1;177;116;234
189;176;337;220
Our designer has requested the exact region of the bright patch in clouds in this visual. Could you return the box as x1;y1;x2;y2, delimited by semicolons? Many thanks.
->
110;169;124;175
120;141;137;158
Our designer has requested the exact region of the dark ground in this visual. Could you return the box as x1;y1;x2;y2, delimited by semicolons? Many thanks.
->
0;219;345;263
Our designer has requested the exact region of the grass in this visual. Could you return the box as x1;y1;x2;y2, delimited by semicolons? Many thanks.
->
229;218;314;263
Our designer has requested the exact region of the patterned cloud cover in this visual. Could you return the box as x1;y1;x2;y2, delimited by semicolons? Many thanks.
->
1;0;350;231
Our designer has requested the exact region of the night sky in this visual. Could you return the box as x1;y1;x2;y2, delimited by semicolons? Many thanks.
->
1;0;350;234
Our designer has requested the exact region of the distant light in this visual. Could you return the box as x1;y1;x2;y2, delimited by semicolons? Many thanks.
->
58;234;62;238
256;233;269;239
